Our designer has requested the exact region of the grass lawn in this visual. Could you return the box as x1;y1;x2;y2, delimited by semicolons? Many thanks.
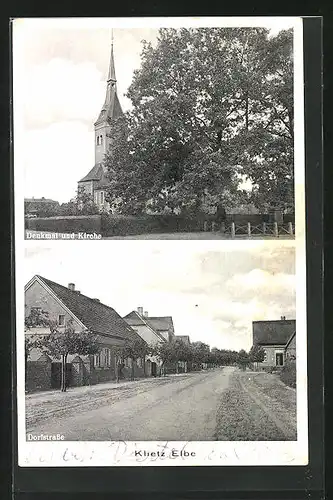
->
214;370;297;441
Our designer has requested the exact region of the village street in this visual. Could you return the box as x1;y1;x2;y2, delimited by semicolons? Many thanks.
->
26;367;296;441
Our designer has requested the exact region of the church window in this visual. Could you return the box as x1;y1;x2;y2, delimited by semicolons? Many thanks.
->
96;136;99;146
100;135;103;145
100;191;104;205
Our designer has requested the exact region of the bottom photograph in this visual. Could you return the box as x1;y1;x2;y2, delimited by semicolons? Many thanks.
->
22;241;297;443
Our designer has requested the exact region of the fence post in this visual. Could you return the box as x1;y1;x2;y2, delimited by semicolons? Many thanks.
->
203;221;208;232
220;222;225;234
273;222;278;237
262;222;266;235
231;222;235;239
288;222;293;235
212;221;216;232
247;222;251;238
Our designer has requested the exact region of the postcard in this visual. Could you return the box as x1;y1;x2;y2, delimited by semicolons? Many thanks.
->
13;16;307;467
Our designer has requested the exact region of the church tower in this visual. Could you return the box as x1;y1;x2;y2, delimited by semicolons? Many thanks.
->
94;38;123;165
78;35;123;210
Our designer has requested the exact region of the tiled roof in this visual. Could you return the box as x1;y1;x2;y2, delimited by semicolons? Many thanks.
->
78;164;104;183
147;316;174;332
36;276;140;343
124;311;167;343
175;335;190;344
252;320;296;346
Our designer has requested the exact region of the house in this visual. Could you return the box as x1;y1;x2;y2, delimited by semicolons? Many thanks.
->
78;40;123;211
252;317;296;368
123;307;177;375
24;197;60;217
175;335;191;345
25;275;146;391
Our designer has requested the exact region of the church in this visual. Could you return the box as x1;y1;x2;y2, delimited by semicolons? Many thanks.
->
78;40;123;211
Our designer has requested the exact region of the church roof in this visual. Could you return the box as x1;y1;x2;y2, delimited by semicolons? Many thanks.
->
34;275;141;343
78;164;104;183
94;92;123;126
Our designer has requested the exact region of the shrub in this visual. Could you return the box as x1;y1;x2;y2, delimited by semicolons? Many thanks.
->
100;213;208;237
280;359;296;388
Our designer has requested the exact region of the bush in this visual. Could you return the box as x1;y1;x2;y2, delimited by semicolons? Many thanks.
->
100;214;208;237
280;359;296;388
25;215;102;234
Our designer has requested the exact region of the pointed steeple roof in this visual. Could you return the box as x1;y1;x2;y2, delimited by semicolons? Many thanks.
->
94;35;122;126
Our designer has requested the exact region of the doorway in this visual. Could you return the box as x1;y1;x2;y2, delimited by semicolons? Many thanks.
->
151;362;157;377
275;353;284;366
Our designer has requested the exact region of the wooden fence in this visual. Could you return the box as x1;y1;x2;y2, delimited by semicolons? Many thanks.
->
203;221;294;238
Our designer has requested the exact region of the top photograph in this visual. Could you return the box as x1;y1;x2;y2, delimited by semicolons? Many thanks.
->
14;18;300;240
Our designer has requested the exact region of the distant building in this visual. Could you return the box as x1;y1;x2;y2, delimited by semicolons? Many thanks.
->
25;275;146;391
124;307;176;375
78;40;123;212
252;317;296;368
175;335;191;345
24;197;60;217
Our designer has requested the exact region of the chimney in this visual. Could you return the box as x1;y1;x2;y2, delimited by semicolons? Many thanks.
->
93;298;100;302
68;283;75;291
281;315;286;320
144;311;148;317
137;306;143;316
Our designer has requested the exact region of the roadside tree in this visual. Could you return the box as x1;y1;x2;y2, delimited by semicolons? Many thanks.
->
34;320;100;392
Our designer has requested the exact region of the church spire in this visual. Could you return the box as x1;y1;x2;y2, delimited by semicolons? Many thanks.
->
107;30;116;84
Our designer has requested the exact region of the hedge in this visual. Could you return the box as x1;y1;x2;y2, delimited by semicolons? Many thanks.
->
100;214;210;237
25;215;102;234
280;359;296;388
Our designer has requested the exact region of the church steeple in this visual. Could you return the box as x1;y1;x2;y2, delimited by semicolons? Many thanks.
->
94;32;123;165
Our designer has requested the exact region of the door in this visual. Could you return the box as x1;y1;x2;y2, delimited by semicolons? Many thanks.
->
275;353;284;366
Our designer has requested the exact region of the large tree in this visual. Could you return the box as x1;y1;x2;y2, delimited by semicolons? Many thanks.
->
104;27;293;214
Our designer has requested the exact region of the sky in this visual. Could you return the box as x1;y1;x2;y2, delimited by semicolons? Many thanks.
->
24;240;295;351
13;18;296;203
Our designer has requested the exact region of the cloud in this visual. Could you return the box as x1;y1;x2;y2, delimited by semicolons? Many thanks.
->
23;242;296;351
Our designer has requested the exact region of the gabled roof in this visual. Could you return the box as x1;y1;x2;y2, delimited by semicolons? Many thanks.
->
32;275;140;343
124;311;167;343
175;335;190;344
147;316;174;333
285;331;296;349
252;319;296;346
78;163;104;183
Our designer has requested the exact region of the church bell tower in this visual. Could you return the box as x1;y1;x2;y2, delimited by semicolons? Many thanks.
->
94;34;123;166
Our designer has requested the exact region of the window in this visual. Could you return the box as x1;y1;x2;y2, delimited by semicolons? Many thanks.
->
94;353;101;368
106;348;111;367
100;191;104;205
100;135;103;145
96;136;99;146
58;314;65;326
263;349;267;362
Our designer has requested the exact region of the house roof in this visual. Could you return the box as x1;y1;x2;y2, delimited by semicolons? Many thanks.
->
34;275;140;343
123;311;167;343
147;316;174;332
175;335;190;344
252;320;296;346
25;198;59;204
285;331;296;349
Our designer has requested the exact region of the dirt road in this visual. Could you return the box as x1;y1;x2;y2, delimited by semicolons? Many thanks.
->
25;368;296;441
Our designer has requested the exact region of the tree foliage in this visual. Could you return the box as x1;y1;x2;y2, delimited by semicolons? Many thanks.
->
105;27;293;214
34;320;100;392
